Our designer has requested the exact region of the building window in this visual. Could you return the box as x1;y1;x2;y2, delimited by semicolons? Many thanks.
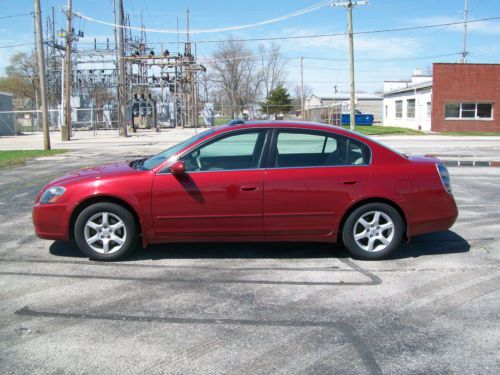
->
445;102;493;120
477;104;493;118
426;102;431;119
407;99;416;118
395;100;402;118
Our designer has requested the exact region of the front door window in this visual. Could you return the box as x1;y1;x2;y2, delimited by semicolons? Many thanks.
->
181;130;268;172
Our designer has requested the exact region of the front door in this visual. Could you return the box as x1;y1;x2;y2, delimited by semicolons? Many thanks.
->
264;129;371;236
152;129;269;237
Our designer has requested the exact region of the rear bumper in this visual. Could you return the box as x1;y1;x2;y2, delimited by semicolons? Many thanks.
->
32;203;74;241
408;193;458;237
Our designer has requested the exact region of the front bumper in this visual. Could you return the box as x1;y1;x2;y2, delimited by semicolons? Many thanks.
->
32;202;75;241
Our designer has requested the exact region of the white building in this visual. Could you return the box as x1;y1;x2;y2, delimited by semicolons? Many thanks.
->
305;93;383;123
383;69;432;131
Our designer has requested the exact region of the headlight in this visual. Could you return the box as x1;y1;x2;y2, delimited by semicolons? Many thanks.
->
40;186;66;204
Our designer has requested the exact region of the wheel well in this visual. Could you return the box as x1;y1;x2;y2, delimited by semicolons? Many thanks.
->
69;196;142;240
338;198;408;240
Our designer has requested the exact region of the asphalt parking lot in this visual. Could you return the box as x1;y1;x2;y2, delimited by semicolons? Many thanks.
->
0;130;499;374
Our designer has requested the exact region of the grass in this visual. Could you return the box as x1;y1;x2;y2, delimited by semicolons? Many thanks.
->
343;125;424;136
0;149;67;169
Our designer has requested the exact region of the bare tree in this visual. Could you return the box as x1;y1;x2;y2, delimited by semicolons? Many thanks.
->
209;38;263;118
292;84;313;107
0;52;38;109
259;43;287;98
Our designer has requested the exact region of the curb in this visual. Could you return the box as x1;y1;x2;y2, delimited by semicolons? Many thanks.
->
443;160;500;167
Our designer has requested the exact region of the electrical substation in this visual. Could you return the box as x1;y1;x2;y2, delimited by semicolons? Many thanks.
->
43;4;207;134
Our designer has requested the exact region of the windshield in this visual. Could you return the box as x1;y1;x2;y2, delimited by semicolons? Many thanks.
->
141;129;215;170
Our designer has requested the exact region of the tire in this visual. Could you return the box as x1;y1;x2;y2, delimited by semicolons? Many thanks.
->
74;202;138;261
342;202;404;260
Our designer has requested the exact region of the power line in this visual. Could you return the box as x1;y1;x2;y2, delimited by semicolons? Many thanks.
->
0;12;33;20
191;16;500;43
0;42;35;49
72;0;332;34
298;52;461;62
71;13;499;47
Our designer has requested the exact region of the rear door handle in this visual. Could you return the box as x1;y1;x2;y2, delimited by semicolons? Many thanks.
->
240;185;259;191
342;180;359;185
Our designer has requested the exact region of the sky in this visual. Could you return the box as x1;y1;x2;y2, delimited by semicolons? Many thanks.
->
0;0;499;96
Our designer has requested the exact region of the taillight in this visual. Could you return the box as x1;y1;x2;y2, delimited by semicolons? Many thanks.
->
436;164;452;193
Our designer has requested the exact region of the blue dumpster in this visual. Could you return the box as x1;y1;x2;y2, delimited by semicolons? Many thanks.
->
341;113;374;126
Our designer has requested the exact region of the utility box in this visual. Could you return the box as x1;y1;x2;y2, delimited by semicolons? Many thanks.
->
0;92;15;136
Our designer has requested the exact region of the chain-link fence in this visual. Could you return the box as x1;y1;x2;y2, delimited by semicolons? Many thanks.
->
1;103;342;136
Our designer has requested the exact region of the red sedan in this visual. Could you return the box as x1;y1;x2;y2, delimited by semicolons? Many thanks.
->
33;122;458;261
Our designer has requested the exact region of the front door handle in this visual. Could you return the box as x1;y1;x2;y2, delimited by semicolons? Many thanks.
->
240;185;259;191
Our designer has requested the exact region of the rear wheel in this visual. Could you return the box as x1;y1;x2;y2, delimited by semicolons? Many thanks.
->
342;203;403;260
74;202;137;261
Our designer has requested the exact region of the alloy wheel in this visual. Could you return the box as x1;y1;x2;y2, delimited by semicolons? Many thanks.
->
352;210;395;252
83;212;127;254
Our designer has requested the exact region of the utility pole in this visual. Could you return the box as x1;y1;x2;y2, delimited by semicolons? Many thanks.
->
32;13;40;130
347;1;355;130
63;0;72;141
118;0;128;136
34;0;51;150
113;0;121;132
461;0;469;63
300;56;305;120
332;0;367;131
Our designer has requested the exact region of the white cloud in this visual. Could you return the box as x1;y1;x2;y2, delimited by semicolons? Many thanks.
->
257;26;428;61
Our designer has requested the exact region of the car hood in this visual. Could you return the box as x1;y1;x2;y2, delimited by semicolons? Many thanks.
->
48;160;138;186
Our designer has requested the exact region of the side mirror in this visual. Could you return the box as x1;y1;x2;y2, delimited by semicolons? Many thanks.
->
168;160;186;175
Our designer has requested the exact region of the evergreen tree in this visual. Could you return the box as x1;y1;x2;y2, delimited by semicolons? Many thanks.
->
261;85;293;119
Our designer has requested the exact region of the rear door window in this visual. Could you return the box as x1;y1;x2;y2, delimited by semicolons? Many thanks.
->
272;130;370;168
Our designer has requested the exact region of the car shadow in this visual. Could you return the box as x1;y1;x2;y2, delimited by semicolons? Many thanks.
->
386;230;470;260
49;241;340;260
49;230;470;261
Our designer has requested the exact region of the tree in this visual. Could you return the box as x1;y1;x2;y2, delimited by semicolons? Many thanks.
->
0;52;38;109
209;38;263;118
259;43;287;98
292;84;313;108
261;85;293;119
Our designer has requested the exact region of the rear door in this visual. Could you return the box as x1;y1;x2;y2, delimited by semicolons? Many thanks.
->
263;129;371;236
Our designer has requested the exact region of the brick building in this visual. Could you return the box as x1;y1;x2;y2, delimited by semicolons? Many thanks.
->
432;63;499;132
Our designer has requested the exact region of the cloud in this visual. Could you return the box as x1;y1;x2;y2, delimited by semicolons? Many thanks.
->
257;26;426;60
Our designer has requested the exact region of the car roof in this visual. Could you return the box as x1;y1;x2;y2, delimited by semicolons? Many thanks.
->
214;120;371;140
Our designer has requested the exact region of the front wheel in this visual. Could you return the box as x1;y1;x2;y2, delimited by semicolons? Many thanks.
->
342;203;404;260
74;202;138;261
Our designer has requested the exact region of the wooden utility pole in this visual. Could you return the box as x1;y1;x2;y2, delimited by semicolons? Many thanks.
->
461;0;469;63
63;0;72;141
347;1;356;130
118;0;128;136
300;56;305;120
34;0;51;150
113;0;121;131
333;0;367;131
